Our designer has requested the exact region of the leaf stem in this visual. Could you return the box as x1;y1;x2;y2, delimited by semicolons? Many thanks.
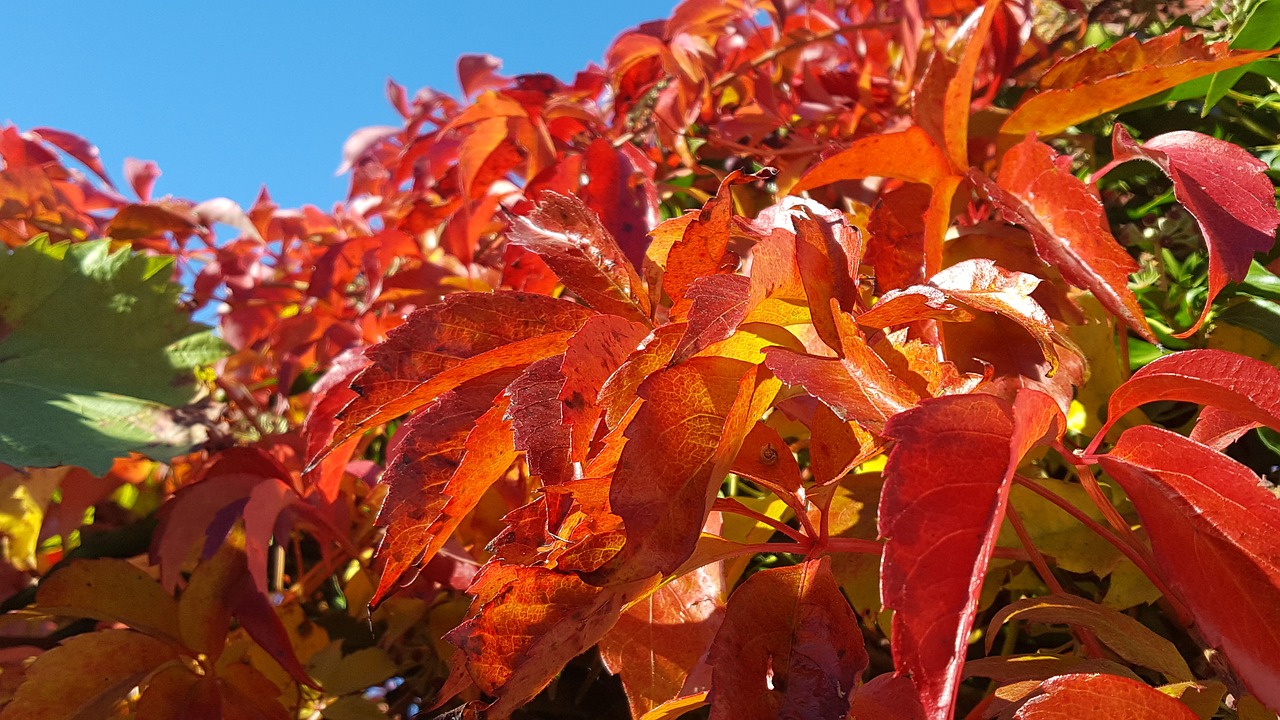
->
716;497;806;542
1011;475;1190;625
1006;504;1106;658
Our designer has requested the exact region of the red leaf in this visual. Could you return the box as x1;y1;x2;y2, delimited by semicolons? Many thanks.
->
671;274;752;365
1096;349;1280;446
865;185;932;294
847;674;926;720
507;192;652;324
558;316;651;463
599;563;725;717
794;206;863;353
123;158;161;202
1109;126;1280;336
336;125;399;175
981;136;1152;341
581;137;658;269
586;358;767;584
30;127;112;186
327;292;594;453
1004;29;1280;136
1013;673;1200;719
508;356;573;485
707;558;868;720
880;390;1059;720
445;564;643;716
1098;427;1280;709
375;381;518;604
457;54;509;99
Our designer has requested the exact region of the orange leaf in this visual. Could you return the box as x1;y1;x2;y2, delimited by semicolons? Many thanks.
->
792;127;950;193
599;564;725;717
980;136;1152;341
1;629;179;720
1013;673;1200;719
588;358;769;584
327;292;594;452
1003;30;1279;136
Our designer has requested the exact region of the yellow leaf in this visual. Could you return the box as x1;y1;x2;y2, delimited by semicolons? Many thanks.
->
37;558;181;644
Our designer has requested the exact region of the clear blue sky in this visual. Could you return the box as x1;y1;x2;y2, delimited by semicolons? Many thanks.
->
5;1;676;211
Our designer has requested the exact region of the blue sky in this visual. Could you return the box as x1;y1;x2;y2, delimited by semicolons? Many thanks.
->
5;1;675;211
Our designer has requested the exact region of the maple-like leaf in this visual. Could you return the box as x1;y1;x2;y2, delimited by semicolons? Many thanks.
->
1013;673;1200;719
507;192;652;324
880;390;1060;720
706;558;867;720
327;292;594;452
1098;426;1280;709
1108;126;1280;336
980;136;1153;341
1003;29;1280;136
0;237;226;473
557;315;650;462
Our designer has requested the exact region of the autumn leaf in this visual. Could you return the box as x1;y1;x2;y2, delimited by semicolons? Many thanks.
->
671;274;752;365
1003;29;1280;136
987;594;1192;682
445;563;647;717
1094;348;1280;447
706;558;867;720
599;563;725;717
375;380;517;603
880;390;1060;720
507;191;652;324
1107;126;1280;336
980;136;1153;341
326;292;594;452
663;170;763;305
0;629;179;720
794;206;863;352
587;358;771;585
791;127;951;193
1098;426;1280;710
36;558;181;644
1013;673;1200;719
763;313;919;433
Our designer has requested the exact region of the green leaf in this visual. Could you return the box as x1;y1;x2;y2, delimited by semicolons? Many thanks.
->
1218;297;1280;347
0;237;228;473
1237;260;1280;302
1203;0;1280;108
